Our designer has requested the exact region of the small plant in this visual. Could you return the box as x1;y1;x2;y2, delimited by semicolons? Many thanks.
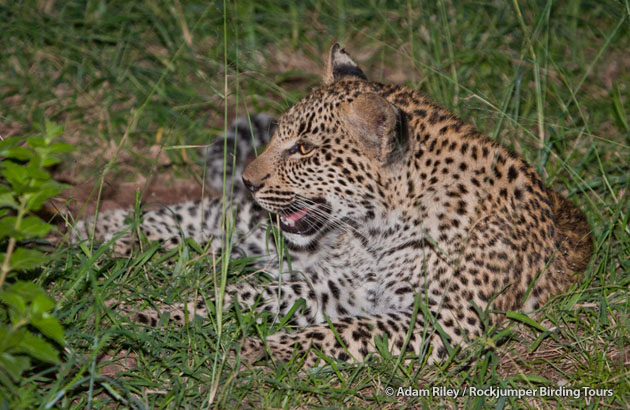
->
0;121;72;402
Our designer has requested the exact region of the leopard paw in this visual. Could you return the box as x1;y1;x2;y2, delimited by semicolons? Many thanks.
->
238;337;267;364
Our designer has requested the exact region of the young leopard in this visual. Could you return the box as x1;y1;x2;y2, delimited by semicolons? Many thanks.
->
74;44;593;367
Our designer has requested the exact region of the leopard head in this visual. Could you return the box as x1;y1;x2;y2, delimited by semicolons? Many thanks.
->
242;44;408;247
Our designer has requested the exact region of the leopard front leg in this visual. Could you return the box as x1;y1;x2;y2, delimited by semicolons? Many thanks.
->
240;306;483;367
224;281;318;326
123;278;316;328
239;315;414;366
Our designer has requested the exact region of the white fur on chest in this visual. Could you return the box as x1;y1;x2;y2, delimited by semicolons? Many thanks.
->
302;213;432;318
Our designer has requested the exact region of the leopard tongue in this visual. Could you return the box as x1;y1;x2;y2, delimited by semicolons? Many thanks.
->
281;208;308;227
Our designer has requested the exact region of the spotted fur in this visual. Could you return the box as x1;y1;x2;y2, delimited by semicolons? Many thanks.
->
75;44;593;368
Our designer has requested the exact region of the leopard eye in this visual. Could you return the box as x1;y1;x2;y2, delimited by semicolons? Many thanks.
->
299;143;313;155
287;142;315;156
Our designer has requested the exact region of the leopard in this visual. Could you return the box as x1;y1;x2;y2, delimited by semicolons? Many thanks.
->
73;43;593;368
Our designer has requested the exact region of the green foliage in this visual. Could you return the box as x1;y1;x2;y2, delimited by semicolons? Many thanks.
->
0;122;71;402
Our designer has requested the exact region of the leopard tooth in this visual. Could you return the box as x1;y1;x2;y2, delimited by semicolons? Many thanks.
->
280;215;294;227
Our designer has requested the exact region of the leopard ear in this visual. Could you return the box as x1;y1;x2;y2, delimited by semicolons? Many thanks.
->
341;93;405;163
324;43;367;85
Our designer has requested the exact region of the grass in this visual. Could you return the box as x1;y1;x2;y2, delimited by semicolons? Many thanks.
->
1;0;629;408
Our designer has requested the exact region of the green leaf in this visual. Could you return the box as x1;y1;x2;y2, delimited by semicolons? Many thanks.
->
23;180;66;210
0;248;47;272
0;326;22;351
48;141;74;154
506;311;548;332
19;217;51;239
13;332;60;364
0;216;51;240
0;138;20;154
0;284;64;346
2;162;29;192
25;136;46;148
0;216;19;239
31;294;54;315
4;147;34;161
43;121;63;140
0;192;18;209
6;281;47;303
0;352;30;382
24;189;58;211
38;141;74;167
41;157;60;167
31;315;65;346
7;281;43;297
26;158;50;181
0;291;26;315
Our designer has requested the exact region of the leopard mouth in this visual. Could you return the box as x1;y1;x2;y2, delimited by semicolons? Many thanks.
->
277;198;330;235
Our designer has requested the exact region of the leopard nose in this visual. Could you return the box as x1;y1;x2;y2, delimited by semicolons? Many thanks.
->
242;176;264;193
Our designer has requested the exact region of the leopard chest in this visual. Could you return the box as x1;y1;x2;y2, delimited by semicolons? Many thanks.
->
308;225;433;317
